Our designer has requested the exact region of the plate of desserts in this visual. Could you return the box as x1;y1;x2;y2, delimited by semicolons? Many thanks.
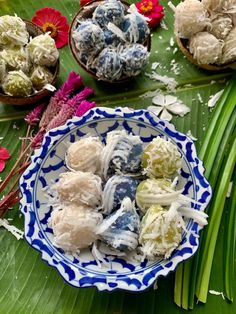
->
19;107;211;291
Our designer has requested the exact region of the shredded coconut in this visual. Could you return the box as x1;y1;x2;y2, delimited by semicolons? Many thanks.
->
208;89;224;108
197;93;203;103
209;290;225;300
186;130;198;141
145;72;178;92
0;219;24;240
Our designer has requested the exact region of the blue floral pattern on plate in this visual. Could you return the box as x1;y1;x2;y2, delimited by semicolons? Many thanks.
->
19;107;212;292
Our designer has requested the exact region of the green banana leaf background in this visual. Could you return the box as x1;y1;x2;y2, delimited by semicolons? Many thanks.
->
0;0;235;313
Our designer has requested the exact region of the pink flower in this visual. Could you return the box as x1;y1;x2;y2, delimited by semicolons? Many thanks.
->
25;103;46;125
39;72;83;128
135;0;164;28
46;87;94;131
75;100;96;117
32;7;69;48
0;147;11;172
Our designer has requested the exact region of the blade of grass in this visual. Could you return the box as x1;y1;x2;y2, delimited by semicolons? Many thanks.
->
199;76;235;161
196;136;236;303
174;263;183;307
207;113;236;187
224;170;236;302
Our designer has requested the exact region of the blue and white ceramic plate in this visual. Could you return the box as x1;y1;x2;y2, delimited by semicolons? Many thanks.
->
19;107;212;292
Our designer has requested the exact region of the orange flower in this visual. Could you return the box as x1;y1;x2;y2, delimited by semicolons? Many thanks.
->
136;0;164;28
32;7;69;48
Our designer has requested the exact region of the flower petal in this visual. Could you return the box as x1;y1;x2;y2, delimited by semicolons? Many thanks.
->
0;160;5;172
167;102;190;117
152;93;165;106
164;95;178;105
32;7;69;48
147;105;163;117
160;108;173;121
0;147;10;160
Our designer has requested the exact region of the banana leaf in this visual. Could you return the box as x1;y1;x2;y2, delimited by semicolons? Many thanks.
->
0;0;235;313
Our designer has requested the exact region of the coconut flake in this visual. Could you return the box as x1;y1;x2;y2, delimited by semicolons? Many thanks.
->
0;219;24;240
43;84;57;92
186;130;198;141
209;290;225;300
145;72;178;92
208;89;224;108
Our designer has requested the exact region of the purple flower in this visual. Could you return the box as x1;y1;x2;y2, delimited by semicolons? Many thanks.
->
25;103;46;125
75;100;96;117
39;72;83;128
46;87;94;131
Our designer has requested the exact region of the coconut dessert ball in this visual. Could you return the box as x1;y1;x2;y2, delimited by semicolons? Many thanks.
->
189;32;223;64
139;204;182;259
72;20;105;58
27;33;59;67
65;136;103;174
221;26;236;64
95;47;123;81
97;197;140;251
0;15;29;46
121;13;150;44
101;130;143;178
102;175;139;214
51;204;103;252
202;0;236;12
174;0;209;38
2;70;32;96
56;171;102;208
208;14;233;39
142;137;182;178
30;65;54;91
0;47;30;73
121;44;149;77
92;0;125;27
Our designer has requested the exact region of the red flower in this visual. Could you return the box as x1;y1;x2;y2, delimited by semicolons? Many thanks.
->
0;147;11;172
32;7;69;48
136;0;164;28
80;0;93;6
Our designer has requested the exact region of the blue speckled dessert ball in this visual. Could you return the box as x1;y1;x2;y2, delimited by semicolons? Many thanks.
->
101;130;144;177
103;28;121;46
103;175;139;214
97;197;140;251
121;13;150;44
92;0;125;28
121;44;149;76
72;20;105;56
95;47;122;81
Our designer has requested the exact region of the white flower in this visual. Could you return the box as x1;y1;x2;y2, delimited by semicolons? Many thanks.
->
148;93;190;121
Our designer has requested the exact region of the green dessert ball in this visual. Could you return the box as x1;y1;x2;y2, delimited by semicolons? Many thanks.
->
0;59;6;84
136;178;172;212
30;65;53;90
139;204;182;259
142;137;182;178
27;33;59;67
0;15;29;46
0;47;30;73
2;70;32;96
